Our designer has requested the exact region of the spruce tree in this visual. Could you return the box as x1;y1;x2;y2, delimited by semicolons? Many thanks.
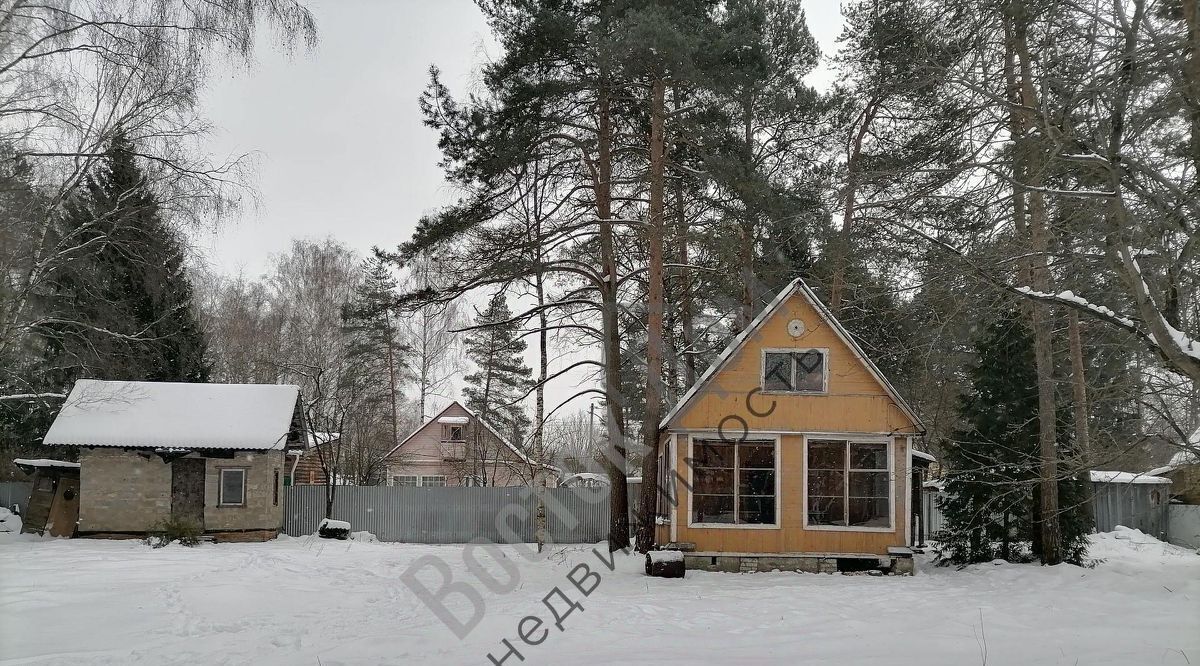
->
939;310;1090;565
45;133;208;383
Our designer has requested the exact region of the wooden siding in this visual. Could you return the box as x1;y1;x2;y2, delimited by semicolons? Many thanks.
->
669;290;918;435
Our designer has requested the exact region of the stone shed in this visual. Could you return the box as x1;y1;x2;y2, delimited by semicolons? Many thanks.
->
42;380;307;541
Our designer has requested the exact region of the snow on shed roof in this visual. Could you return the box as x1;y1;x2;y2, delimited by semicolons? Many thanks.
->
1089;470;1171;485
13;458;80;469
43;380;302;451
912;450;936;464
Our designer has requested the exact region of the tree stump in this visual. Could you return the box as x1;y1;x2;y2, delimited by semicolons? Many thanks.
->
645;550;685;578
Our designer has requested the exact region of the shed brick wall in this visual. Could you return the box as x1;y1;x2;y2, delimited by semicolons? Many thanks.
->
204;451;285;532
79;448;172;532
78;448;285;534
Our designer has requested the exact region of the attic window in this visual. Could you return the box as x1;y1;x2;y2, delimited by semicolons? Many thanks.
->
443;425;464;442
762;349;827;393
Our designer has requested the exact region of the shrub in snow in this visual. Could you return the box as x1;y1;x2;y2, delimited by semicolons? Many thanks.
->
318;518;351;540
146;517;202;548
645;550;685;578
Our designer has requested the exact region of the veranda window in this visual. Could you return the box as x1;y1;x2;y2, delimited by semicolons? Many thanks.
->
807;440;891;528
420;475;447;487
393;475;418;487
691;439;776;525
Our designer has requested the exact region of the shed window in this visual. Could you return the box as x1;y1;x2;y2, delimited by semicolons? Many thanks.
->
443;425;464;442
420;475;447;487
691;439;776;525
219;468;246;507
807;440;891;528
762;349;826;393
393;475;418;487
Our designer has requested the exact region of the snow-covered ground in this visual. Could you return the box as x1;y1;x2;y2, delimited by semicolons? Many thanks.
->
0;527;1196;665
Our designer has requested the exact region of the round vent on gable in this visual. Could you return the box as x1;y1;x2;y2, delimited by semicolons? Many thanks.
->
787;318;806;337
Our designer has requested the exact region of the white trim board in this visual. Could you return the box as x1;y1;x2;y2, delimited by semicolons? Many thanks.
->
659;277;924;432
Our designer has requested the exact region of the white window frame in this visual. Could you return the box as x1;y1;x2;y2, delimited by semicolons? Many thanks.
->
218;467;247;507
443;425;464;442
686;433;781;530
760;347;830;395
419;475;447;488
802;434;895;532
392;475;418;487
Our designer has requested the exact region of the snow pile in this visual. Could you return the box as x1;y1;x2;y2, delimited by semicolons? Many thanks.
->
349;531;378;543
0;506;20;533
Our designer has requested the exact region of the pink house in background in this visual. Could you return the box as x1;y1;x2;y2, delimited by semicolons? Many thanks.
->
380;401;558;488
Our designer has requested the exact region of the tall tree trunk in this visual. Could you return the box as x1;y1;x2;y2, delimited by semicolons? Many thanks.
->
385;314;400;455
737;96;755;329
675;166;696;388
534;209;549;552
637;78;667;553
830;100;878;314
1011;0;1062;565
597;60;630;552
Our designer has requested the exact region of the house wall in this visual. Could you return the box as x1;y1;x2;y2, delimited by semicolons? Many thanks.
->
1164;466;1200;505
79;447;172;533
660;433;909;555
656;289;918;556
204;450;286;532
383;402;540;487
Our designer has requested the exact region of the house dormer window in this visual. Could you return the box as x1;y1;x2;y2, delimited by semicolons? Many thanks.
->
762;348;827;393
443;425;464;442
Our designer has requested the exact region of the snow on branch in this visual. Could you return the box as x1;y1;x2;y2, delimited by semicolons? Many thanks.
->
0;392;66;402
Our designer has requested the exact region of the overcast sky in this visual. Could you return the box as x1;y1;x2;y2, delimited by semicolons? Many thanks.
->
194;0;846;277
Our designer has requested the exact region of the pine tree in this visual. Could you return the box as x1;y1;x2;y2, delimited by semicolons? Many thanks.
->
462;292;533;482
342;256;411;453
939;311;1090;565
45;133;208;384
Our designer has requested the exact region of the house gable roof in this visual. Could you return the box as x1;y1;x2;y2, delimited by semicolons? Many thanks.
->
660;277;924;431
43;380;304;450
381;400;543;468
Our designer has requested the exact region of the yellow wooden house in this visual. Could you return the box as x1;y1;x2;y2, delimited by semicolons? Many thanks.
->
653;278;926;574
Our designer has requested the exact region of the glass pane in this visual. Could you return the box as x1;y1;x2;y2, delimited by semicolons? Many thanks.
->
693;467;734;494
848;497;891;527
739;495;776;524
222;470;243;504
807;470;844;496
693;441;734;468
739;469;775;496
850;442;887;470
739;443;774;468
763;352;793;391
808;441;845;469
793;350;825;391
807;496;845;526
693;494;735;523
849;471;889;498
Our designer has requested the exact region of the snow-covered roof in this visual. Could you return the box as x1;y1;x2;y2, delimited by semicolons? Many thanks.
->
912;450;936;464
13;458;80;469
44;380;302;451
306;431;340;448
1089;470;1172;485
660;277;923;431
437;416;469;425
1168;449;1197;467
561;472;611;486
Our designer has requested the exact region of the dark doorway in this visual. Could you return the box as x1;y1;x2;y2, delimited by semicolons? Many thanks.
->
171;458;206;528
